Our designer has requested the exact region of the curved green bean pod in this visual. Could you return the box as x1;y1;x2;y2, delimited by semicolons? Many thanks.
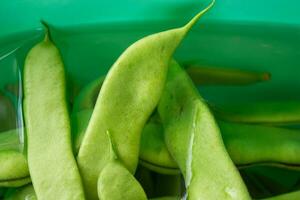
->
185;64;271;85
158;60;250;199
77;2;214;199
213;101;300;125
97;132;147;200
23;27;85;199
0;150;28;182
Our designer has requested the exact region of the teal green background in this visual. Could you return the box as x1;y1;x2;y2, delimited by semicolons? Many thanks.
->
1;0;300;37
0;0;299;106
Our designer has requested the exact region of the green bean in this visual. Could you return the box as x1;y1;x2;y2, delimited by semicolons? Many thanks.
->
0;130;29;183
23;26;85;199
97;132;147;200
2;111;300;186
221;121;300;167
0;178;31;188
213;101;300;125
72;63;270;114
72;76;105;113
4;184;36;200
185;64;271;85
70;108;300;174
71;65;269;119
158;60;250;199
139;116;178;172
77;2;214;199
71;109;93;154
0;150;28;182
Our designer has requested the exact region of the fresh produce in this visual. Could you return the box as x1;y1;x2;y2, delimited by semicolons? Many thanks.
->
0;0;299;199
23;26;85;199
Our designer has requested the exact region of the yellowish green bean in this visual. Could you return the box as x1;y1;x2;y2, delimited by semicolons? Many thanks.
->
158;60;250;199
23;26;85;199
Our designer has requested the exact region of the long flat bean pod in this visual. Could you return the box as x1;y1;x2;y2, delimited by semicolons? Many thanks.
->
97;132;147;200
77;2;214;199
158;60;250;199
213;101;300;125
23;27;85;199
220;121;300;167
185;64;271;85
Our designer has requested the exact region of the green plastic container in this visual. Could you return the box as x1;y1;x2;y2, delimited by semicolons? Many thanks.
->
0;0;300;155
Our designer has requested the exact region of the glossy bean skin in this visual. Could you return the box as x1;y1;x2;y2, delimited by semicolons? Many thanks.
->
213;101;300;125
77;2;214;199
158;60;250;199
97;132;147;200
185;64;270;85
23;29;85;199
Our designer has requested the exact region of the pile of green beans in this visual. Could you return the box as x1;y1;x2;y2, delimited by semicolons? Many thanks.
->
0;0;300;199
